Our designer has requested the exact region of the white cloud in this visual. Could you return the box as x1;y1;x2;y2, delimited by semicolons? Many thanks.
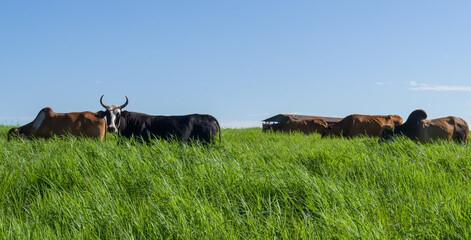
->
409;82;471;91
376;81;471;92
376;81;393;86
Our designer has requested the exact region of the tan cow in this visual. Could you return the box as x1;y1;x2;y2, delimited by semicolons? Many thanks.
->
323;114;403;137
8;107;106;141
278;116;328;134
379;109;469;143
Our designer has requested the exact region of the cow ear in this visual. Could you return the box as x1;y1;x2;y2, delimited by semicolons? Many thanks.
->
121;111;130;117
95;111;106;118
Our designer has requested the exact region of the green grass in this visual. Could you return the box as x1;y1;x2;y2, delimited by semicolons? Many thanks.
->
1;125;471;239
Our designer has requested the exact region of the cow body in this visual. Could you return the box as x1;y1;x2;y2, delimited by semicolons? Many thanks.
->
117;111;220;143
8;107;106;140
278;116;328;134
380;109;469;143
323;114;403;137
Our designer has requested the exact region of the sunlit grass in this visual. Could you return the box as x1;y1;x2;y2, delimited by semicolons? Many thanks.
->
1;125;471;239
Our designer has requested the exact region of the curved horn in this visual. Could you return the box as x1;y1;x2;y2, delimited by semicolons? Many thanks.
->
100;95;108;108
120;96;129;109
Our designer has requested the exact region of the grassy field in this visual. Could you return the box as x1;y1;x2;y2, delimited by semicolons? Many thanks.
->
1;125;471;239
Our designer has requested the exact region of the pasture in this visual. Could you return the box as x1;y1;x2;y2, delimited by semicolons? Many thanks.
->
1;125;471;239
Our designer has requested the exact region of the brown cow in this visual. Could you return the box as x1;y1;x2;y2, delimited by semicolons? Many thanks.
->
278;116;328;134
379;109;469;143
8;107;106;141
323;114;403;138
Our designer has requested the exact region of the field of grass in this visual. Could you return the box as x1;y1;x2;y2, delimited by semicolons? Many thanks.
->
1;125;471;239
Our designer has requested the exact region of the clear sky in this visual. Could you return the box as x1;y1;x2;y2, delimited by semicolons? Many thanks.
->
1;1;471;128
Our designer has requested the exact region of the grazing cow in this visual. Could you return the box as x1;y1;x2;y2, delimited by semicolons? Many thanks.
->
278;116;328;134
379;109;469;143
97;95;221;144
323;114;403;138
7;107;106;141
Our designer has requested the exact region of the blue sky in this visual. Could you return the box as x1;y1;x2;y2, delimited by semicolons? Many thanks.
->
1;1;471;128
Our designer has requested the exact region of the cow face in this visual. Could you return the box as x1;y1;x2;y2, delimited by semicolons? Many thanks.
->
7;126;29;140
379;125;395;143
7;127;19;141
98;95;128;133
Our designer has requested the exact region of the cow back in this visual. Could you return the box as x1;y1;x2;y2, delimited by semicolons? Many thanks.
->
119;111;220;143
328;114;403;137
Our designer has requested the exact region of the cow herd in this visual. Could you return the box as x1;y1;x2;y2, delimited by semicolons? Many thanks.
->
264;110;469;143
6;96;470;144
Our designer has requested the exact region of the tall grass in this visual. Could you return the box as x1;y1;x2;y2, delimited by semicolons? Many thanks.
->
1;125;471;239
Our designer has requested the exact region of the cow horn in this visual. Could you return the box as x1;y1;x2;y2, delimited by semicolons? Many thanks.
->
120;96;129;109
100;95;108;108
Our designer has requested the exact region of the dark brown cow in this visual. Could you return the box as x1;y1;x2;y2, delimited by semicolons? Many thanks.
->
278;116;328;134
8;107;106;141
379;109;469;143
323;114;403;137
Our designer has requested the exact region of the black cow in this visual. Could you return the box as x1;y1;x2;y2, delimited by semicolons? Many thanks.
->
97;96;221;144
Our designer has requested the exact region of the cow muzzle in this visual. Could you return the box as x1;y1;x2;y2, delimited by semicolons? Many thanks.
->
108;126;118;133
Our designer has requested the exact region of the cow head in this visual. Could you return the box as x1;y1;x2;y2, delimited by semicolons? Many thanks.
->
321;125;333;138
97;95;129;133
7;127;19;141
379;125;395;143
7;126;29;140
